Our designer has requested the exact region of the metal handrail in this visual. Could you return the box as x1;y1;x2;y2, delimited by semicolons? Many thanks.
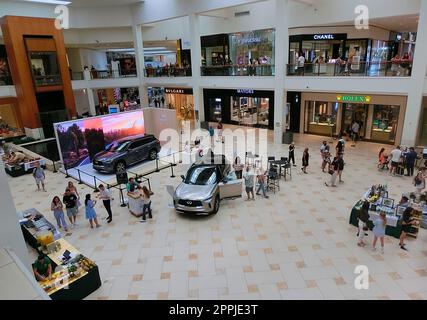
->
286;60;412;77
201;64;275;76
144;66;192;77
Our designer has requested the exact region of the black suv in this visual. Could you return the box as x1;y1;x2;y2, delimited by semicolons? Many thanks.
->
93;134;161;173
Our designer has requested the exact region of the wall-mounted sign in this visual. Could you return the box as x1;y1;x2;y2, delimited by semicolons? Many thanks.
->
165;88;193;95
313;34;336;40
237;89;255;94
237;37;262;45
292;33;347;42
337;95;372;103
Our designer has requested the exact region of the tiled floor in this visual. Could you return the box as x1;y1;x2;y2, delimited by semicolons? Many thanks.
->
7;129;427;300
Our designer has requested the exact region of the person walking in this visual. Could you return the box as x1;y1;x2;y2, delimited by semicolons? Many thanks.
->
336;138;345;157
208;126;215;146
325;156;339;187
51;196;68;232
389;146;402;176
243;166;255;201
351;121;360;144
321;147;331;173
399;207;416;251
98;184;113;223
33;163;46;192
378;148;388;170
63;188;78;227
405;147;418;176
301;148;309;174
413;171;425;194
233;156;244;179
67;181;81;211
337;153;345;183
255;167;269;199
372;212;386;253
84;194;100;229
140;186;152;223
357;201;370;247
289;142;296;167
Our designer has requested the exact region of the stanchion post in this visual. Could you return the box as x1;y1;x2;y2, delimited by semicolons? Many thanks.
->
77;169;83;184
170;163;175;178
172;153;177;166
94;176;99;192
155;156;159;172
147;178;152;191
65;165;70;178
52;160;58;173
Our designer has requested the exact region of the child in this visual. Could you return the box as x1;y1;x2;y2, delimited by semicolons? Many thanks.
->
85;194;101;229
372;212;386;253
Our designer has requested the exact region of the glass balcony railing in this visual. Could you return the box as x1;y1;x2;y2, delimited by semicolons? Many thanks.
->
34;74;62;87
90;69;137;79
71;71;84;80
287;61;412;77
201;64;275;76
144;66;192;77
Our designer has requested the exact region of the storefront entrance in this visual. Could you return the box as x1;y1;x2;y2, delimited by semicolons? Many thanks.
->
204;89;274;129
300;92;407;145
341;104;368;138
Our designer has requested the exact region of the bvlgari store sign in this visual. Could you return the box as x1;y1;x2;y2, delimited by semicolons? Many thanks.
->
165;88;193;95
337;95;372;103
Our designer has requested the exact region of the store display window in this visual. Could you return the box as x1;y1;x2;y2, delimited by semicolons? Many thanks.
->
230;97;269;126
0;103;23;139
371;105;399;143
29;51;62;86
229;29;275;75
305;101;337;135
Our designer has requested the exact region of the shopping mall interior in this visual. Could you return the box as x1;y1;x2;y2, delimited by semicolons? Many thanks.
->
0;0;427;302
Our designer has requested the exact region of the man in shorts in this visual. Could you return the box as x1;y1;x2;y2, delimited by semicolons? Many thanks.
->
63;188;78;227
389;146;402;176
32;163;46;192
242;166;255;201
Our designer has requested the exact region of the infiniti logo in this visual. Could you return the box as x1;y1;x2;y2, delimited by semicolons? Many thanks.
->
187;201;193;205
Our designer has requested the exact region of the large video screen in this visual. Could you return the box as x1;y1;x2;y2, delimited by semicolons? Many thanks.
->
54;111;145;169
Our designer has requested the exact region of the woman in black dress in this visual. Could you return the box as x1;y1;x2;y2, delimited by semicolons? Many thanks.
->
301;148;309;174
399;207;415;251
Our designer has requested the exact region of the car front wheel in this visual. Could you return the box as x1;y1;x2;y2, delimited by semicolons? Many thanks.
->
115;161;126;172
212;195;220;214
149;149;158;160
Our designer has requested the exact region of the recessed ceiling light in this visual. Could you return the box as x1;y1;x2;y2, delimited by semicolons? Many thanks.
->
23;0;71;5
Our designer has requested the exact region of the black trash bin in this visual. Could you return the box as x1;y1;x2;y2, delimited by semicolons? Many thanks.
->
282;131;293;144
200;121;210;130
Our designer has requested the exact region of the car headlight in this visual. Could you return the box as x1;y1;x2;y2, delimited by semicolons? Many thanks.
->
203;195;213;202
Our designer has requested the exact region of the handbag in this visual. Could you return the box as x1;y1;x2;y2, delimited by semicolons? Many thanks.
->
328;169;334;175
362;224;369;231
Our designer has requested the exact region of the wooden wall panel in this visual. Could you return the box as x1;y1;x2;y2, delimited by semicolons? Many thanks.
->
0;16;76;130
24;38;57;52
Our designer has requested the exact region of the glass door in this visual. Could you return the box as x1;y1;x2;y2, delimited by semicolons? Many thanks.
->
341;104;368;139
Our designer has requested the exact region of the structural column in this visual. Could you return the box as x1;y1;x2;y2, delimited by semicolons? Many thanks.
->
401;0;427;146
273;0;289;144
132;23;149;107
0;162;30;271
87;88;97;116
188;13;203;128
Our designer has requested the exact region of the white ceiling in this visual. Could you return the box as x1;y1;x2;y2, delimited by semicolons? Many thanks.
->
69;0;142;7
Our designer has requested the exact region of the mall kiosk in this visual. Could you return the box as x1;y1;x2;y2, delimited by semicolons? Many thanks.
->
349;185;423;239
19;208;101;300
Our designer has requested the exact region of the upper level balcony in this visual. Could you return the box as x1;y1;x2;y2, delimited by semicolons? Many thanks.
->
71;69;137;81
201;64;275;76
286;61;412;77
144;65;192;77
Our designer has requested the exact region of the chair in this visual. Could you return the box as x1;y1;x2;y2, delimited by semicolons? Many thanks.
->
283;162;292;181
267;167;280;193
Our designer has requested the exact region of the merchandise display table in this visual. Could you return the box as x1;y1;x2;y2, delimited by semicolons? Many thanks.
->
349;200;402;238
127;192;143;217
19;208;101;300
5;159;46;177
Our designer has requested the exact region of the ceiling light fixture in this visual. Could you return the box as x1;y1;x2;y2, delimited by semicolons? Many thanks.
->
23;0;72;5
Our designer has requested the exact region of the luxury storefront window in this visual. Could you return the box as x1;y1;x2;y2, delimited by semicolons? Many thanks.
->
230;97;269;126
306;101;337;135
229;29;275;74
165;93;194;120
371;105;399;143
